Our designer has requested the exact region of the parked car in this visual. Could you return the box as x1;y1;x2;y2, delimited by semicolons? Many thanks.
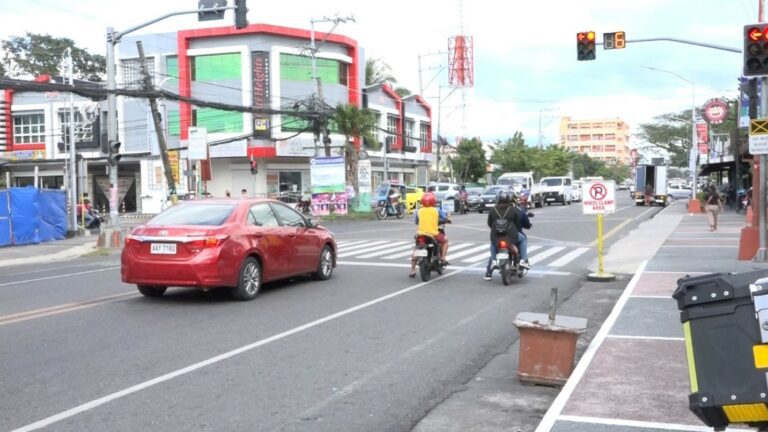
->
121;199;337;301
667;183;693;200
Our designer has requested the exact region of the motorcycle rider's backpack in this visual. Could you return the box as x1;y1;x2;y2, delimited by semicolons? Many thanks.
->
493;207;511;235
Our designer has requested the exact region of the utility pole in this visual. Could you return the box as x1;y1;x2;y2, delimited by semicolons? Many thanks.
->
137;41;177;205
106;27;120;229
309;14;355;156
66;48;77;233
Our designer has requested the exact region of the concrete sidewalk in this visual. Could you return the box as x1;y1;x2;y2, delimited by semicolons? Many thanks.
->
540;203;767;432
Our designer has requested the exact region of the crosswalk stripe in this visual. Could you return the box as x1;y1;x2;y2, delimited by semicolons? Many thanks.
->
337;240;389;253
339;241;409;258
386;241;477;260
527;245;543;253
447;244;492;260
529;246;565;264
356;244;414;259
548;247;589;267
335;240;367;247
465;251;491;263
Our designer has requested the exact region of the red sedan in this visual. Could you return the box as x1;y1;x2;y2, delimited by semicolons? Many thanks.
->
121;199;337;300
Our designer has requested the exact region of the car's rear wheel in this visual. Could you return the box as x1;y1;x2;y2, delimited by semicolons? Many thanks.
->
137;285;167;297
231;257;261;301
314;245;334;280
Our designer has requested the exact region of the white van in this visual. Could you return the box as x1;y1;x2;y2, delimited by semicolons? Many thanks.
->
539;176;573;205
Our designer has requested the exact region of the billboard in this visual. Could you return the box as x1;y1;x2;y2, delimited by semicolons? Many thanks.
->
310;156;347;216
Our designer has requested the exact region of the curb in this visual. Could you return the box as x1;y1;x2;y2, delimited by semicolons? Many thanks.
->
0;241;98;268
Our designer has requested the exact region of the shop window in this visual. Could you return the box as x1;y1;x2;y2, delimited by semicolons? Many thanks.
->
167;110;180;136
420;123;430;149
13;112;45;144
191;53;241;81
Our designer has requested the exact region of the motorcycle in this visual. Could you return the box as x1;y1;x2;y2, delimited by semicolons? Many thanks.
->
376;195;405;220
297;194;312;217
414;221;450;281
79;210;106;231
496;237;526;285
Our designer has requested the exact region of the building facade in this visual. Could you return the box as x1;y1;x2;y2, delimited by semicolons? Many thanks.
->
559;116;631;165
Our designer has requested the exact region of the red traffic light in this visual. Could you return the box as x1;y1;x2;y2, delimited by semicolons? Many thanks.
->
577;32;586;41
748;27;764;41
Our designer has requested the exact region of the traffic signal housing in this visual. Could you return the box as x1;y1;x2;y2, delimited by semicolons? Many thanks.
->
577;31;596;61
250;159;258;175
107;141;121;167
744;24;768;77
234;0;248;29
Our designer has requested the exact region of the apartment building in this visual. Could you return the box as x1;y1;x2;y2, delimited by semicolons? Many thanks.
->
559;116;631;165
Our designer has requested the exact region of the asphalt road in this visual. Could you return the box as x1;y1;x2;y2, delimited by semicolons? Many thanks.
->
0;191;663;432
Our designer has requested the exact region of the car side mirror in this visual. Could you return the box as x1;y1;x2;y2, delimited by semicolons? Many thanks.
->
307;218;318;228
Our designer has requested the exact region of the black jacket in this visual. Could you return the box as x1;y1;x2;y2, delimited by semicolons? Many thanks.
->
487;203;521;243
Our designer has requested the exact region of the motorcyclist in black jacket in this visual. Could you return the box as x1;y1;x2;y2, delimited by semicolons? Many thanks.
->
485;191;522;280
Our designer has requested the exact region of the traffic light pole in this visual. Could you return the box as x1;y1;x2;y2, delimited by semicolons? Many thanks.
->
598;37;740;54
757;78;768;261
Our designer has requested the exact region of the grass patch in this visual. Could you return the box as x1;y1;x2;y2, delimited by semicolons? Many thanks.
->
317;210;378;222
83;248;113;257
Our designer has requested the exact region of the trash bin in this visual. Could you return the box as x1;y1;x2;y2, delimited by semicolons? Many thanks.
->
514;312;587;386
673;269;768;431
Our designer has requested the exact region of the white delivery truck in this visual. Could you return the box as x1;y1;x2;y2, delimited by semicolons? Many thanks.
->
496;172;544;208
633;165;668;206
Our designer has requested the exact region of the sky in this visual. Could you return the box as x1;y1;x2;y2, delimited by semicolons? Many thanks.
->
0;0;758;149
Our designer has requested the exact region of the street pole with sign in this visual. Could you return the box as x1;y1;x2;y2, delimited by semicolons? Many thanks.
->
582;180;617;282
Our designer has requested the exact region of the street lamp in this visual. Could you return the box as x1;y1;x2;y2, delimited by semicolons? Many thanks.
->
642;66;698;200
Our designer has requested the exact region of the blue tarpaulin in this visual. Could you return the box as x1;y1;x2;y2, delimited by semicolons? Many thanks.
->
0;191;10;247
0;187;67;247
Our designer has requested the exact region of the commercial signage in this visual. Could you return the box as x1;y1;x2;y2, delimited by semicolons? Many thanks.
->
582;180;616;215
251;51;271;138
749;119;768;155
357;159;371;194
168;150;180;185
702;98;729;124
310;156;347;216
697;121;709;155
187;127;208;161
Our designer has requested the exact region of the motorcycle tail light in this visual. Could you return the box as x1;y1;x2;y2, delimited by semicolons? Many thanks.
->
417;236;426;246
498;240;508;249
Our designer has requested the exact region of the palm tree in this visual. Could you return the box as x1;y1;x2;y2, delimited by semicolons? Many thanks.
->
394;87;411;97
365;58;397;87
334;104;378;210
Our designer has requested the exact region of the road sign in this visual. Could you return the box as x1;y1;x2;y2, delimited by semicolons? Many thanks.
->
749;119;768;154
582;180;616;215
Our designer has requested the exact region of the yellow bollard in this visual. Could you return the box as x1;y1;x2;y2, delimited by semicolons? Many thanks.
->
588;213;616;282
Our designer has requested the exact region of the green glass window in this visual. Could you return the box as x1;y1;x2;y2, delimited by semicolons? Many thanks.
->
280;54;346;84
193;108;243;133
281;115;310;132
167;110;180;136
166;55;178;78
192;53;241;81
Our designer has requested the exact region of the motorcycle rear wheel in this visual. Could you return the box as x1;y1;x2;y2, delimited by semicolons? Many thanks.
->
419;260;430;282
395;204;405;219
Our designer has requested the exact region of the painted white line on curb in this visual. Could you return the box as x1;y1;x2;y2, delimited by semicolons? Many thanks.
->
557;414;732;431
535;260;648;432
11;262;481;432
606;334;685;342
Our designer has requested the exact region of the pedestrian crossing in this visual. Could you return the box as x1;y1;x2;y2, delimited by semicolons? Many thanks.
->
335;240;590;268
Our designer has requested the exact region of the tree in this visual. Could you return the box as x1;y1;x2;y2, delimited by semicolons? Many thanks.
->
490;131;530;173
333;104;378;210
394;87;411;97
1;33;106;81
365;58;397;87
529;145;572;178
450;137;487;183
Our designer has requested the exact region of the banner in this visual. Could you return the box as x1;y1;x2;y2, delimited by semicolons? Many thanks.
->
188;127;208;160
251;51;271;138
310;157;347;215
697;122;709;155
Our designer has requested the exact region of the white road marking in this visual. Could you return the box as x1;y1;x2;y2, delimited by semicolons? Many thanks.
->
0;267;119;288
11;261;481;432
355;244;414;259
336;261;571;276
606;335;685;342
336;240;389;253
444;244;492;260
556;415;729;431
338;242;408;258
334;240;368;248
528;246;565;264
548;247;589;267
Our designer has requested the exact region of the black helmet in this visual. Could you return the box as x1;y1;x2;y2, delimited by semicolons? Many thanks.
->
497;191;511;204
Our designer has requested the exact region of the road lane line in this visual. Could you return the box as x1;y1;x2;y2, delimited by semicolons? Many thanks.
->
0;267;119;288
548;247;589;267
11;260;481;432
0;292;136;326
557;415;716;431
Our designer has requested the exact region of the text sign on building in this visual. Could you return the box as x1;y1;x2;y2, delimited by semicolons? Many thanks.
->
582;180;616;215
188;127;208;160
251;51;271;138
750;119;768;154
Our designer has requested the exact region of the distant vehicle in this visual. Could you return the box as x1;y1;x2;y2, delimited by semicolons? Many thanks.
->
478;185;510;213
539;176;574;206
121;199;336;300
571;180;583;202
424;182;461;202
465;189;483;211
667;183;693;200
497;172;544;208
634;165;668;206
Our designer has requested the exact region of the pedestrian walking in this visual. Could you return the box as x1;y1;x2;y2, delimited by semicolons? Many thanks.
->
705;184;723;231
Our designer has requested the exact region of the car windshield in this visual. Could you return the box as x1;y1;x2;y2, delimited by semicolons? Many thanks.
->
541;178;563;186
148;203;236;226
483;186;502;195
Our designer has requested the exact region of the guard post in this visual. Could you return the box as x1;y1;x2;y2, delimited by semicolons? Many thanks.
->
583;180;616;282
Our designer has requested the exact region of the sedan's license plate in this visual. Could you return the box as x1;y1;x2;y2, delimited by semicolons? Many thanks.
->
414;249;428;257
497;252;509;260
546;198;555;201
150;243;177;254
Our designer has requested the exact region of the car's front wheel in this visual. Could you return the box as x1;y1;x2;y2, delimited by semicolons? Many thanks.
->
137;285;167;297
314;245;334;280
231;257;261;301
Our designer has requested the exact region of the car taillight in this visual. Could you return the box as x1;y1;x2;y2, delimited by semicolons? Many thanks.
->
124;234;139;247
498;240;508;249
205;235;229;248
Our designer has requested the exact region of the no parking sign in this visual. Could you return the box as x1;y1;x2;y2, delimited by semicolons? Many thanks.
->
582;180;616;215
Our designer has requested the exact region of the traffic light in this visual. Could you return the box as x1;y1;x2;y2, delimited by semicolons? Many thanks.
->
250;159;258;175
577;31;596;61
744;24;768;77
234;0;248;29
107;141;121;166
